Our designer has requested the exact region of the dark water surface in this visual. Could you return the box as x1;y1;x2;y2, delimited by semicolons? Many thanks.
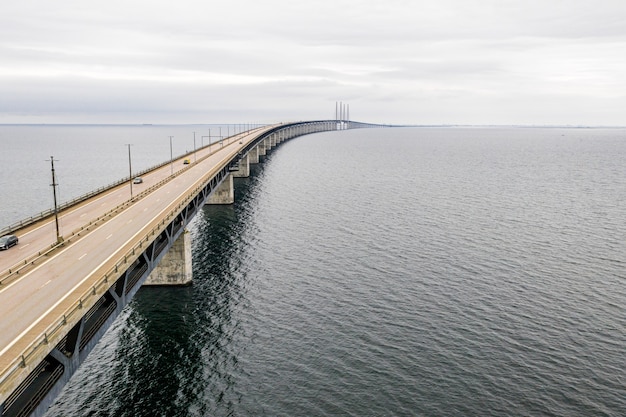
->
5;126;625;416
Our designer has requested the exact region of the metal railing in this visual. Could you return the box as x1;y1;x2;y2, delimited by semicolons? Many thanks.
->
0;142;224;238
0;129;260;403
0;121;336;403
0;134;253;286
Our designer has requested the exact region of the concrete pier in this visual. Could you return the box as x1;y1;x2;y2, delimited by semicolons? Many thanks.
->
206;174;234;204
258;141;267;157
0;120;382;417
144;229;192;286
232;154;250;178
249;146;260;164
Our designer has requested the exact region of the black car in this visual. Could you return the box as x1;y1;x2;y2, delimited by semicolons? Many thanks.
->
0;234;18;250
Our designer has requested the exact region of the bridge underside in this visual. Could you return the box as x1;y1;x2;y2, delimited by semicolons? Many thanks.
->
1;180;204;417
0;120;350;417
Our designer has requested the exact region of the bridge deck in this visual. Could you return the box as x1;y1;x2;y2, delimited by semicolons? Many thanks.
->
0;125;277;402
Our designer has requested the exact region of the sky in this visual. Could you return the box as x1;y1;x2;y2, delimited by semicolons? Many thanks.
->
1;0;626;126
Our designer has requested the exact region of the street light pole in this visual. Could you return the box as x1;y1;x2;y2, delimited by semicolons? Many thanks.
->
169;136;174;175
193;131;197;162
48;156;63;244
126;144;133;199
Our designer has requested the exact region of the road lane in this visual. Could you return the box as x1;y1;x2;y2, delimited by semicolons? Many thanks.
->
0;127;269;277
0;126;275;374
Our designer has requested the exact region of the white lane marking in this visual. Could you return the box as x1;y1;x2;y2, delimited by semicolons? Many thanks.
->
80;213;87;218
106;234;113;240
78;253;87;260
0;128;277;355
19;244;30;249
40;280;52;289
127;219;133;224
0;199;173;356
143;208;148;212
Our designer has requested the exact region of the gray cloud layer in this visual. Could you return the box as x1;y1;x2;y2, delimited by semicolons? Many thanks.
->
1;0;625;125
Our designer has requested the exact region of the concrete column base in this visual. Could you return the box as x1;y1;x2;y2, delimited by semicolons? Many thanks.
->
144;229;192;286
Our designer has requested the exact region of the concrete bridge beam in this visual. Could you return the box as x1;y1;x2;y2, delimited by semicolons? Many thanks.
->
0;119;377;417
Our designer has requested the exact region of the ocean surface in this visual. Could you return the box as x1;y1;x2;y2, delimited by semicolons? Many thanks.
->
1;125;625;416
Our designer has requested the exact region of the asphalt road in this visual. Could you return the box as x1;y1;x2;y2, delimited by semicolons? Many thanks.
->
0;126;274;379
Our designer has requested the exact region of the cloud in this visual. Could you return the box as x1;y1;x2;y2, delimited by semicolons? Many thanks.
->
1;0;626;124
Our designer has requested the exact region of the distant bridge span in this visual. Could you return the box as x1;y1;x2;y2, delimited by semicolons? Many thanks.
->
0;120;382;417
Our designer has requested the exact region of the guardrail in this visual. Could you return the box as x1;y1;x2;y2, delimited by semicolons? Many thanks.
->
0;131;263;286
0;122;329;403
0;139;238;402
0;135;247;238
0;121;344;237
0;126;276;402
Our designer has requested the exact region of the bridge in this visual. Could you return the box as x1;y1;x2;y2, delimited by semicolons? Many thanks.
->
0;120;380;417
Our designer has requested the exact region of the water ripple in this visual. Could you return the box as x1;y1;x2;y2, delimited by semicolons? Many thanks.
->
47;127;626;417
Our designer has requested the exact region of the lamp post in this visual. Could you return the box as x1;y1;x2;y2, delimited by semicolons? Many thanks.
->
126;144;133;199
193;131;197;162
169;136;174;175
48;156;63;244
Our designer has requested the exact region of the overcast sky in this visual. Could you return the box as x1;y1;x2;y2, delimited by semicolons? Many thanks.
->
1;0;625;125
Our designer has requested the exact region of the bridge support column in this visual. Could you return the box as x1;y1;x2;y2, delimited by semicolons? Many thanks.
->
144;229;193;286
249;146;260;164
257;141;267;157
232;154;250;178
206;174;234;204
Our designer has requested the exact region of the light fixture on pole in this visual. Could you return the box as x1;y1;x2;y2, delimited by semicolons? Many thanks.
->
169;136;174;175
126;144;133;199
48;156;63;244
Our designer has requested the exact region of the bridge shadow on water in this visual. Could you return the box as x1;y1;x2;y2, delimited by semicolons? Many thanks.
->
47;161;270;417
